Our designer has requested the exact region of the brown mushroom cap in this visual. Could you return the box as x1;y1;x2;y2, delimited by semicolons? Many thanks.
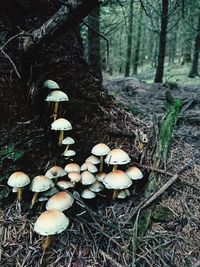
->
7;171;30;188
46;191;74;211
68;172;81;183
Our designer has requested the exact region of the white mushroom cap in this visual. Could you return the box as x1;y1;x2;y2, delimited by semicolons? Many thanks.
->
42;186;59;197
68;172;81;183
51;118;72;131
105;148;131;165
103;170;132;189
63;150;76;157
7;171;30;188
30;175;54;192
45;166;67;179
62;137;75;145
38;196;49;202
64;163;80;173
81;171;96;185
81;162;98;173
81;189;96;199
46;191;74;211
43;80;60;89
126;166;143;180
34;209;69;236
57;180;75;190
91;143;110;156
45;90;69;102
96;172;107;182
125;189;131;196
89;181;104;192
12;187;18;193
117;190;127;199
85;155;100;165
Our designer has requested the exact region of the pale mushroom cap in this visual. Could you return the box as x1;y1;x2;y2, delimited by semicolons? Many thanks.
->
126;166;143;180
96;172;107;182
81;162;98;173
68;172;81;183
7;171;30;188
81;171;96;185
105;148;131;165
46;191;74;211
125;189;131;196
45;90;69;102
51;118;72;131
64;163;80;173
85;155;100;165
63;150;76;157
91;143;110;156
62;137;75;145
57;180;75;190
103;170;132;189
38;196;48;202
45;166;67;179
30;175;54;192
89;181;104;192
81;189;96;199
43;80;60;89
42;186;59;197
34;209;69;236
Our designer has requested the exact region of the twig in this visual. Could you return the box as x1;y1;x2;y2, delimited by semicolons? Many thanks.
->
0;49;21;78
131;161;173;176
99;249;124;267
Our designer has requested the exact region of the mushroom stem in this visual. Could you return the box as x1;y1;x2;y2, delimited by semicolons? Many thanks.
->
112;164;118;171
52;102;59;121
112;189;119;200
58;130;64;146
62;144;69;155
30;192;39;209
42;235;54;252
99;155;104;173
17;188;23;202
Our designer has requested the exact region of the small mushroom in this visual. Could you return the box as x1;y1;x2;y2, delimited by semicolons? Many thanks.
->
43;80;60;89
7;171;30;202
85;155;100;165
96;172;107;182
126;166;143;180
45;166;67;180
81;171;96;185
42;186;59;197
105;148;131;171
81;162;98;173
91;143;110;173
57;180;75;190
68;172;81;183
34;209;69;251
103;170;132;200
46;191;74;211
63;150;76;158
29;175;54;209
51;118;72;145
62;137;75;155
45;90;69;121
64;163;80;173
89;181;104;193
81;189;96;199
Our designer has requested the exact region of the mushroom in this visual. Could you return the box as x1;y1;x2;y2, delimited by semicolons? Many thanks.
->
89;181;104;193
105;148;131;171
103;170;132;200
45;90;69;121
81;162;98;173
29;175;54;209
81;171;96;185
34;209;69;251
81;189;96;199
7;171;30;202
45;166;67;180
68;172;81;183
51;118;72;146
63;150;76;158
43;80;60;89
64;163;80;173
46;191;74;211
126;166;143;180
42;186;59;197
57;180;75;190
91;143;110;173
62;137;75;155
85;155;100;165
96;172;107;182
117;189;130;199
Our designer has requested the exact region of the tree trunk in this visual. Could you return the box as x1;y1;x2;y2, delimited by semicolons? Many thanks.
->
125;0;134;77
154;0;169;83
188;15;200;78
132;6;143;75
88;5;103;81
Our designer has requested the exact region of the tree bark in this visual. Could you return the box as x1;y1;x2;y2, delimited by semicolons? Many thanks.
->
188;15;200;78
132;6;143;75
154;0;169;83
125;0;134;77
88;5;103;81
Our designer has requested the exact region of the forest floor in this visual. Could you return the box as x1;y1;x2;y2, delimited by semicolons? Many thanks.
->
0;77;200;267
